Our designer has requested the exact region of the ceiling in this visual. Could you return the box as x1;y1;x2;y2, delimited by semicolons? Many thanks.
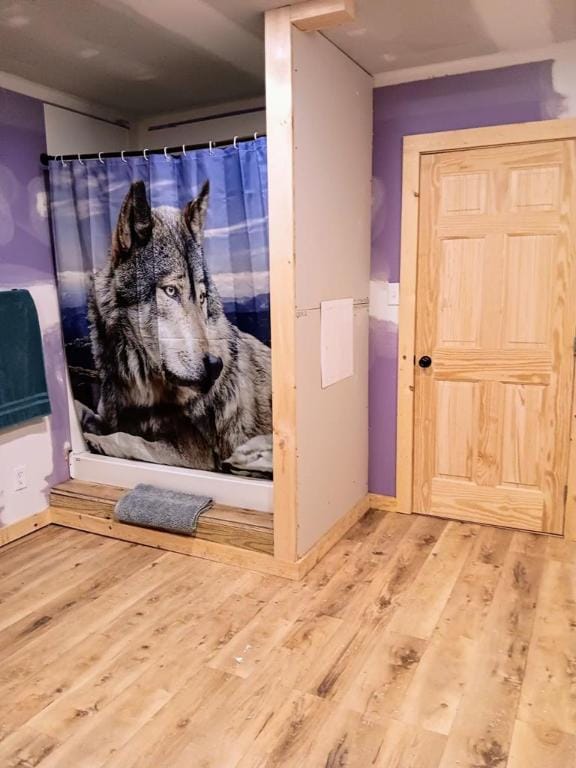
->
0;0;575;118
327;0;576;75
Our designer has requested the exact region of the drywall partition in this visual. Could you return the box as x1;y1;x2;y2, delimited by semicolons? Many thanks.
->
265;0;371;560
292;28;372;555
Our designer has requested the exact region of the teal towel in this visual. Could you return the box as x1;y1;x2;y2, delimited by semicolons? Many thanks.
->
0;290;51;430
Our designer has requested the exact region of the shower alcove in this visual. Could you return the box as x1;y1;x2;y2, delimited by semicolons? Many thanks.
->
49;0;372;579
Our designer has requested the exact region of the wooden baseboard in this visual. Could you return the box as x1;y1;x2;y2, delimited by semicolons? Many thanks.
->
291;494;371;579
50;505;300;579
50;495;371;581
2;494;372;582
369;493;400;513
0;509;52;547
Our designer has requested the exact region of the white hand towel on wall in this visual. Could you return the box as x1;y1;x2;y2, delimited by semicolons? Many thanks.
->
320;298;354;388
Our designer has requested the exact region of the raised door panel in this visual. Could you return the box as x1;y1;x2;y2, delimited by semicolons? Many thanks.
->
437;238;484;347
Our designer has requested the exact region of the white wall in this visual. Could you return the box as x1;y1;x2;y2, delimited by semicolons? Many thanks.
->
0;70;128;124
291;28;373;555
44;105;131;155
134;96;266;148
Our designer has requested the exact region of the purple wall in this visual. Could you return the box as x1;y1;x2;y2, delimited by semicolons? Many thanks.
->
0;86;70;489
369;62;565;496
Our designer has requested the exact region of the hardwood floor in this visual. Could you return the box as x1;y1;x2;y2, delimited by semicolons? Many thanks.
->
0;511;574;767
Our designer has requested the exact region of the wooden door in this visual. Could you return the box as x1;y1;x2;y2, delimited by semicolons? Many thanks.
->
413;140;576;533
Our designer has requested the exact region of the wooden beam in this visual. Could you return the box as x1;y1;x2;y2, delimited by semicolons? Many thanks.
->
290;0;355;32
265;7;299;562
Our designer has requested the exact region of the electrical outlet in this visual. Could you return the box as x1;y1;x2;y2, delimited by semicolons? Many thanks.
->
13;465;26;492
387;282;400;306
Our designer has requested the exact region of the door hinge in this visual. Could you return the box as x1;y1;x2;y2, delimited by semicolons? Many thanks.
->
564;485;569;504
573;336;576;356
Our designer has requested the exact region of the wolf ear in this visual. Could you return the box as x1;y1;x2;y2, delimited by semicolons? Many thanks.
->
112;181;153;263
184;180;210;239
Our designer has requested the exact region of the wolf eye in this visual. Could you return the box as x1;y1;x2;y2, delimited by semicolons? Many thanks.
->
199;290;206;305
163;285;178;298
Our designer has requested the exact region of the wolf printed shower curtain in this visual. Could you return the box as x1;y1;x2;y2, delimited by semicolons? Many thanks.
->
48;139;272;478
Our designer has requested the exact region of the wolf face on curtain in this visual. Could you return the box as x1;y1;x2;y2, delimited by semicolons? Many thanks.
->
49;139;272;478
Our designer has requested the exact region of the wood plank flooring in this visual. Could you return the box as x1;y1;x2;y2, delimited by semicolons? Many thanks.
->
0;511;574;767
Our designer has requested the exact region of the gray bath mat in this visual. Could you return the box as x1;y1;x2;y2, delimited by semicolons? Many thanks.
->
115;483;213;536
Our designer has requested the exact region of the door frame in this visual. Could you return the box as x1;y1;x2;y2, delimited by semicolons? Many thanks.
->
397;118;576;539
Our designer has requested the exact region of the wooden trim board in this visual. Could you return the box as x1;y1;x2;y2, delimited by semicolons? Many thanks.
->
290;0;355;31
565;354;576;540
266;6;298;562
404;118;576;154
397;118;576;540
0;509;51;547
50;481;273;555
396;144;421;519
294;493;370;577
368;494;399;513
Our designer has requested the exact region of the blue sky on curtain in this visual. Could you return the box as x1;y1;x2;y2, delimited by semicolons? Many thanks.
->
49;138;270;347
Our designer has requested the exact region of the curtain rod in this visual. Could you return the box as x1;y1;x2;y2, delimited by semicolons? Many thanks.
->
39;132;266;166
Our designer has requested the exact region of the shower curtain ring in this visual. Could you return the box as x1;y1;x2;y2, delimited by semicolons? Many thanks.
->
209;141;214;155
98;151;104;164
59;154;66;167
254;132;258;140
164;147;170;161
121;150;127;163
233;136;238;149
77;153;84;166
182;144;187;157
143;149;149;161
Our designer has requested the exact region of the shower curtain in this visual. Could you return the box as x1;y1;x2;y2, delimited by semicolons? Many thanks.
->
48;138;272;478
